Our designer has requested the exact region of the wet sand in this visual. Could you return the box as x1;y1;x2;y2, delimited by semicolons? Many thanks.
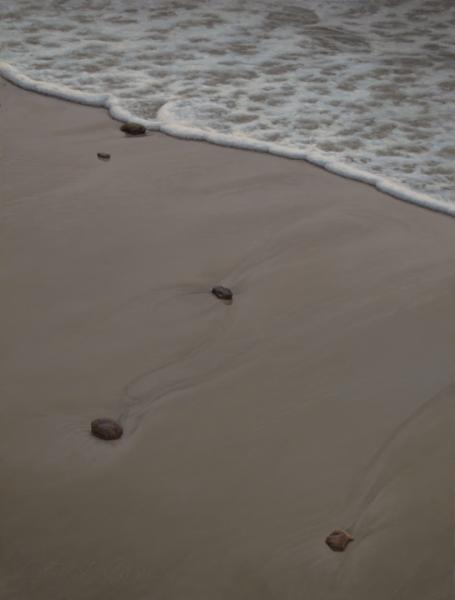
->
1;78;454;600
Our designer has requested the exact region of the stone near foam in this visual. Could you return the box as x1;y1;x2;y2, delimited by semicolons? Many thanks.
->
120;122;146;135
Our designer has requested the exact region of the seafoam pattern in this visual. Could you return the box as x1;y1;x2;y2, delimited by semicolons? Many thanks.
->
0;0;454;211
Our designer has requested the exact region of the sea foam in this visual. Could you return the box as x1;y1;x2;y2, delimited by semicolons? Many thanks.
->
1;0;454;215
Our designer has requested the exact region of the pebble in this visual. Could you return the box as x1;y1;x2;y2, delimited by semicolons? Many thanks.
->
97;152;111;160
91;418;123;441
211;286;233;301
120;122;146;135
325;529;354;552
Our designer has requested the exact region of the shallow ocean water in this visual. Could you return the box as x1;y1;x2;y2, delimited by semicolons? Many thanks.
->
0;0;454;211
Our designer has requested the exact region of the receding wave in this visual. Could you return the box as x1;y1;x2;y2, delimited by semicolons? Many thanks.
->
1;0;454;215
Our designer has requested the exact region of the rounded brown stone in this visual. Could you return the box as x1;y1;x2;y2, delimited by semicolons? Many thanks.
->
120;122;146;135
325;529;354;552
91;418;123;441
211;286;233;301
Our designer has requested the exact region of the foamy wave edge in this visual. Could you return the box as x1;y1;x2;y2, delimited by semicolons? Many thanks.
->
1;61;453;218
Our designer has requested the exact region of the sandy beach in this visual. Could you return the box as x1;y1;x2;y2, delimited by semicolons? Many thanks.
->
1;78;454;599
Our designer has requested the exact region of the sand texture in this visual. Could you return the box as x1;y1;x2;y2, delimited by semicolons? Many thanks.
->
1;79;455;600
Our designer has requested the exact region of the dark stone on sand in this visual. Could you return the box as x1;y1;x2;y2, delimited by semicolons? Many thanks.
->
91;418;123;441
120;122;146;135
211;286;233;301
97;152;111;160
325;529;354;552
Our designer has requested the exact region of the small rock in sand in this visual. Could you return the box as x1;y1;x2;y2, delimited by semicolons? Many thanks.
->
211;286;233;301
97;152;111;160
120;122;146;135
325;529;354;552
91;418;123;441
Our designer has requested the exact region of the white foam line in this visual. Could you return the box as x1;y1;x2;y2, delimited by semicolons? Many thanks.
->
1;61;453;218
